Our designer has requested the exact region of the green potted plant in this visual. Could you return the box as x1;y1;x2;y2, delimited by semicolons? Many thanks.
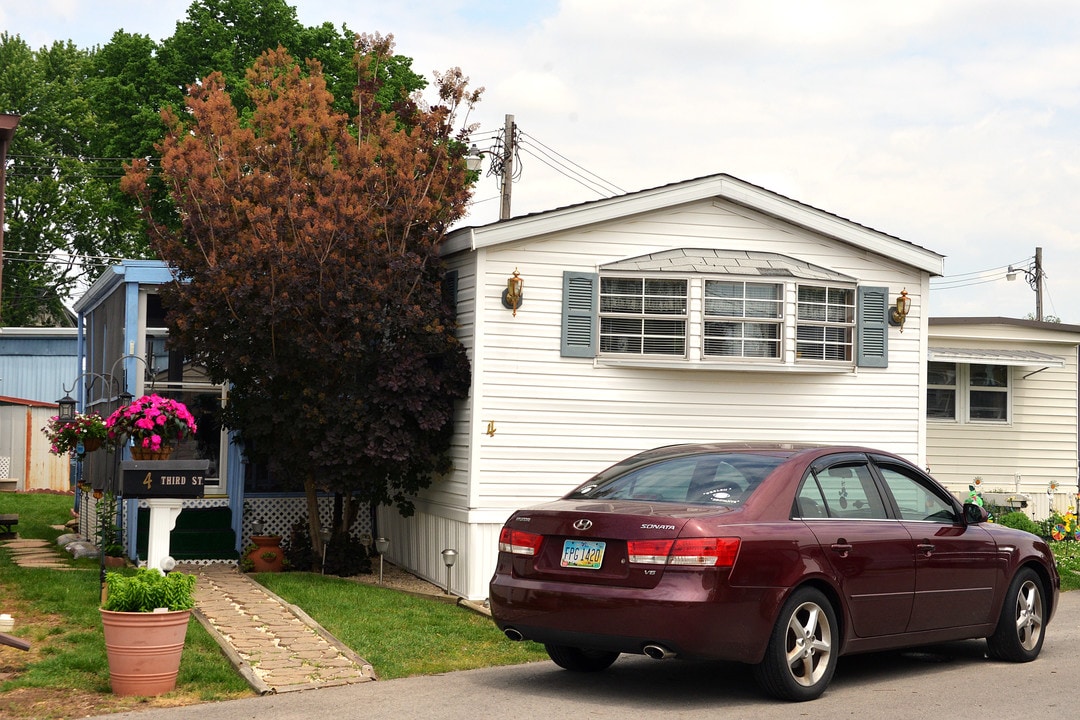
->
95;491;127;567
100;568;197;696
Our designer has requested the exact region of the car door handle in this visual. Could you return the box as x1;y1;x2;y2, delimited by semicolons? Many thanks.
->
830;542;852;558
917;542;935;556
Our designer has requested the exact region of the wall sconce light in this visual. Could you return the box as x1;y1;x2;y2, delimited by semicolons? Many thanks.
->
501;269;523;316
441;548;458;595
889;289;911;332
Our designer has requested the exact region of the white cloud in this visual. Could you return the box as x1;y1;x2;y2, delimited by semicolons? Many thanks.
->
5;0;1080;321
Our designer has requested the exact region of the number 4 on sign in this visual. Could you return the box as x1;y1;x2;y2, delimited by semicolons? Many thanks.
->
142;472;153;491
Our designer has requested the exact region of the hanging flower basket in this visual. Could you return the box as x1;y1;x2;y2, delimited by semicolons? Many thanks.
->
106;394;197;457
41;413;110;457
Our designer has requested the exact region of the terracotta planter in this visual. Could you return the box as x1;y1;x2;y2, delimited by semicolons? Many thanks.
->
130;445;174;461
100;609;190;696
104;555;126;568
248;535;284;572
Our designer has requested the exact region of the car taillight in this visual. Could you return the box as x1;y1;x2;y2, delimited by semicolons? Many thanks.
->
499;527;543;556
628;537;740;568
627;539;674;564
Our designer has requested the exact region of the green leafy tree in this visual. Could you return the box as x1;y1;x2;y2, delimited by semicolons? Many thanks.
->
122;45;481;567
0;34;120;325
0;0;427;325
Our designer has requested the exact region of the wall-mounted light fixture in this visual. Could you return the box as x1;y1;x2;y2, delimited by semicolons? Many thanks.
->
889;289;911;332
501;269;524;316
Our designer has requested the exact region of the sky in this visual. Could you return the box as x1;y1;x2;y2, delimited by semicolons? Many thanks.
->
3;0;1080;322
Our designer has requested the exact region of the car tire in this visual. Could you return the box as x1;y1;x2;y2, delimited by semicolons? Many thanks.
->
986;567;1046;662
752;587;838;702
544;644;619;672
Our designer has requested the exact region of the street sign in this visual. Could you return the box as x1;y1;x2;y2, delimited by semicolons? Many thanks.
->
120;460;210;499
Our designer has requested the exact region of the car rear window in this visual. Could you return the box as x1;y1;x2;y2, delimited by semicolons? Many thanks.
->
566;453;786;507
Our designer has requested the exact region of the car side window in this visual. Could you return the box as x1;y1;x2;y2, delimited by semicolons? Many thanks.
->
794;477;829;519
811;463;888;520
876;464;958;523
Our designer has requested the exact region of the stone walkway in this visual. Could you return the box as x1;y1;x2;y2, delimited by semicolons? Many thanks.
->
185;563;376;693
3;538;78;570
1;538;376;694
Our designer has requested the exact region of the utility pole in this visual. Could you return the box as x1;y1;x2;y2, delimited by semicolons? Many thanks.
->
499;114;515;220
0;114;20;326
1034;246;1043;322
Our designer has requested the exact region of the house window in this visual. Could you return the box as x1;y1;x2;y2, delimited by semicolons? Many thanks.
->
926;362;1009;423
564;262;886;368
599;277;687;355
796;285;854;361
969;364;1009;421
927;361;957;420
703;281;782;358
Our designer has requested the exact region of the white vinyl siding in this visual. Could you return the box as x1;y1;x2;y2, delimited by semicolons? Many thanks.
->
458;199;927;515
427;194;932;599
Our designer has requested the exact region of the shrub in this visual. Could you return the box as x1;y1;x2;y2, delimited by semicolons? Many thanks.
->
995;511;1041;536
102;568;196;612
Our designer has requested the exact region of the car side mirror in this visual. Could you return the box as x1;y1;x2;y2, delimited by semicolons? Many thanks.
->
963;502;989;525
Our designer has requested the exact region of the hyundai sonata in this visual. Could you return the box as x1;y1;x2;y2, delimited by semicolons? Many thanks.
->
489;443;1059;701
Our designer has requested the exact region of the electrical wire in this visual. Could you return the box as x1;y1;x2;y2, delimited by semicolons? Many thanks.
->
518;131;625;195
518;145;615;199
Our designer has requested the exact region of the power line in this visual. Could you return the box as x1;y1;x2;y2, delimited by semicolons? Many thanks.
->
518;131;625;195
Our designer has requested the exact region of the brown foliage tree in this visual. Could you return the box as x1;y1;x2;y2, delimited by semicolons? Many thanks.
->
122;42;481;564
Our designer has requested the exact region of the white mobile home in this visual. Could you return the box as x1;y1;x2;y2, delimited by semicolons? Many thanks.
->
927;316;1080;519
375;174;944;600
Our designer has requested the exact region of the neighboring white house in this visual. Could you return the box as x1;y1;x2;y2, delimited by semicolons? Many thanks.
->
926;316;1080;520
376;173;945;601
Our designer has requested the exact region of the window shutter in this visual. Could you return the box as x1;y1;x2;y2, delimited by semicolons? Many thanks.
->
561;271;598;357
443;269;459;310
856;286;888;368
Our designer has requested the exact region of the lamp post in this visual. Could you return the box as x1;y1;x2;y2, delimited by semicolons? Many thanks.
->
0;114;20;325
60;370;124;601
375;537;389;584
441;548;458;595
320;527;332;575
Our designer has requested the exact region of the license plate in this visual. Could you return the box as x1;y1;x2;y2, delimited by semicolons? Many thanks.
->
561;539;606;569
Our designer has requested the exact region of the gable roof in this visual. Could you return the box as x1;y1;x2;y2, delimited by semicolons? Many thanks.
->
444;173;944;275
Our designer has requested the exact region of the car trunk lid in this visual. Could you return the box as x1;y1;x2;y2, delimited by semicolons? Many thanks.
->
502;500;731;588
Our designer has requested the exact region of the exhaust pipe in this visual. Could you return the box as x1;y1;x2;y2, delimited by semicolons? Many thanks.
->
642;643;676;660
504;628;525;641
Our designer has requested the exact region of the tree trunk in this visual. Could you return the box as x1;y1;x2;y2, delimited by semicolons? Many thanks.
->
304;474;323;572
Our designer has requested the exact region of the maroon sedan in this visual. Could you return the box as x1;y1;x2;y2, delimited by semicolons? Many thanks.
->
489;443;1059;701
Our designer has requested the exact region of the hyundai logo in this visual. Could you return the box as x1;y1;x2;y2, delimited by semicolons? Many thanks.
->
573;519;593;531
